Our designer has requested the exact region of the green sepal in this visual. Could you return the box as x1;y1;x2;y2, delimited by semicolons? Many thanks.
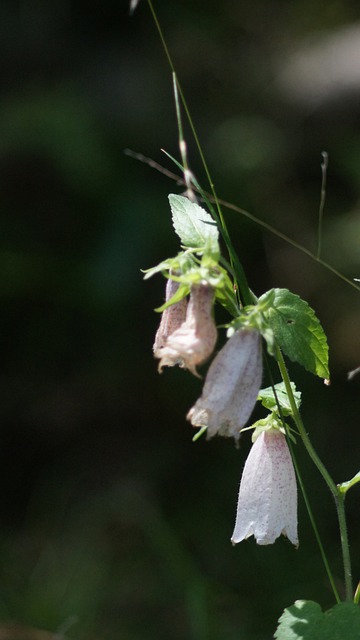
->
192;426;207;442
275;600;360;639
142;251;195;280
338;471;360;495
259;288;330;379
250;414;285;441
247;413;296;444
226;290;276;353
215;285;239;318
155;282;189;312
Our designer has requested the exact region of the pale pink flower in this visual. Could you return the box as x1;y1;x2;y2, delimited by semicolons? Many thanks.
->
187;329;262;439
156;283;217;376
153;279;188;356
231;428;298;546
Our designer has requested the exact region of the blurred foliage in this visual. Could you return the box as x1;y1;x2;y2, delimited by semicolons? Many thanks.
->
0;1;359;639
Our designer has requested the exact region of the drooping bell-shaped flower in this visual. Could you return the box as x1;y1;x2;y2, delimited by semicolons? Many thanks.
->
187;329;262;439
231;428;298;546
153;279;188;356
156;282;217;376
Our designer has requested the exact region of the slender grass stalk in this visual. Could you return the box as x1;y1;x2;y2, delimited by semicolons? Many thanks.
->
215;196;360;293
317;151;328;259
146;1;254;306
124;150;360;294
172;74;196;202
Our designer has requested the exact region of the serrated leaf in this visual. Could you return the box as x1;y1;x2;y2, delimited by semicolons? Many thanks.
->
260;288;329;379
274;600;360;640
258;382;301;416
168;194;219;254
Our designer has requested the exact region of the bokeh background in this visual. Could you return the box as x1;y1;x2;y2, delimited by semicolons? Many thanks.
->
0;1;359;639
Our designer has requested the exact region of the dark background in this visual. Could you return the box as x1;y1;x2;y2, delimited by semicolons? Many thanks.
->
0;1;359;638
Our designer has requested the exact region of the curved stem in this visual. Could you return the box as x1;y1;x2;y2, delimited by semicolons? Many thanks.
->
288;435;341;604
264;357;340;603
277;348;353;601
277;350;336;494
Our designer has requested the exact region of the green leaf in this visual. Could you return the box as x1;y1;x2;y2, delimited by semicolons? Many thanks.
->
258;382;301;416
260;288;329;379
338;471;360;495
168;194;219;254
275;600;360;639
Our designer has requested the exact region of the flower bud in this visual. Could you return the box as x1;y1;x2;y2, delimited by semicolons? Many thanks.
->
153;279;188;356
187;329;262;439
156;283;217;376
231;428;298;546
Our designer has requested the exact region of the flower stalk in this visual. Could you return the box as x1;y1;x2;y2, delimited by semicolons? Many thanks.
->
276;346;353;602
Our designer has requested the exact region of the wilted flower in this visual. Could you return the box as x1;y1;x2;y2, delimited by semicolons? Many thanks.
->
153;279;188;356
231;428;298;546
156;282;217;376
187;329;262;439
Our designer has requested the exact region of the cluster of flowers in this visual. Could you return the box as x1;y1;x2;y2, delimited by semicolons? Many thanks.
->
153;279;298;547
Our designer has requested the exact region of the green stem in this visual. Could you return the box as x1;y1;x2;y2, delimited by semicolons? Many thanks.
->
335;493;353;602
288;434;341;604
264;358;340;603
277;348;353;601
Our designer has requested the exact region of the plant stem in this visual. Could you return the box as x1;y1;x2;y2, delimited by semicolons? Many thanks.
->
316;151;328;259
277;348;353;601
288;435;341;604
265;358;341;603
335;493;353;602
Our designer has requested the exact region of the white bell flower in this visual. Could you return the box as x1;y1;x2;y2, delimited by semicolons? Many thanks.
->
156;283;217;376
231;427;298;546
153;279;188;356
187;329;262;439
